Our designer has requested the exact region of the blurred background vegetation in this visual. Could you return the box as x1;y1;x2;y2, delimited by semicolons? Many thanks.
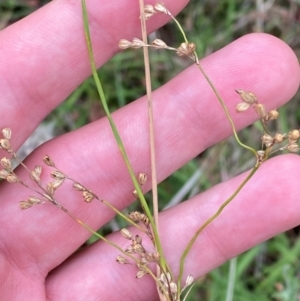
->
1;0;300;300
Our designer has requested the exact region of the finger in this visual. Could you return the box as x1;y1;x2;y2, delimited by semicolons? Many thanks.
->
45;155;300;301
1;33;299;276
0;0;188;146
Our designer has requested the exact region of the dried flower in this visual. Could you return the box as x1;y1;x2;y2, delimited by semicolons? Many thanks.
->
121;228;132;240
19;201;32;210
30;170;41;183
176;42;196;57
118;39;132;49
136;270;147;279
2;128;12;140
143;4;156;19
288;129;300;142
51;170;66;180
116;255;129;264
236;102;250;112
83;190;94;203
261;134;274;147
254;103;266;118
235;89;257;104
264;109;279;122
43;155;55;167
154;2;169;14
0;138;11;150
0;157;12;170
138;173;147;187
131;38;145;49
151;39;167;48
273;133;285;144
6;173;20;183
73;182;86;191
28;196;43;205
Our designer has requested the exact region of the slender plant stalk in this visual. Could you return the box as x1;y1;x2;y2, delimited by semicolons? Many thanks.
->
138;0;159;247
81;0;167;272
177;165;259;292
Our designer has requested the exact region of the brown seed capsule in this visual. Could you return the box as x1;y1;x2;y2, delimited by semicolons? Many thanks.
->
288;129;300;142
133;243;145;254
235;89;257;104
43;155;55;167
118;39;132;49
138;173;147;186
47;182;55;196
0;157;12;170
266;109;279;121
261;134;274;147
236;102;250;112
176;42;196;57
30;170;40;183
255;104;266;118
136;270;147;279
121;228;132;240
73;182;86;191
6;174;19;183
274;133;285;144
144;4;155;14
19;201;32;210
28;196;42;205
151;39;167;48
2;128;12;140
116;255;128;264
83;190;94;203
131;38;145;49
51;170;66;180
51;179;64;190
0;139;10;150
154;2;169;14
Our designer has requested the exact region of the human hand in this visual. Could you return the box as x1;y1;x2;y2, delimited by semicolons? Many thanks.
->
0;1;299;300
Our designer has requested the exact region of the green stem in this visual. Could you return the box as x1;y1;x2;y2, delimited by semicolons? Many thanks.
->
177;165;259;292
81;0;165;271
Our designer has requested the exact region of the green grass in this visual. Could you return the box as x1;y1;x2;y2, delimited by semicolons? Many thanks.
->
2;0;300;300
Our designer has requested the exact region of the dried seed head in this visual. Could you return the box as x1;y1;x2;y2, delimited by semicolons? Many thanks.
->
83;190;94;203
2;128;12;140
6;173;20;183
129;211;142;221
121;228;132;240
51;179;64;190
136;270;147;279
0;169;10;179
43;155;55;167
236;102;250;112
288;129;300;142
151;39;167;48
176;42;196;57
134;234;142;244
51;170;66;180
28;196;43;205
0;139;11;150
261;134;274;147
34;165;42;177
73;182;86;191
145;251;160;262
255;103;266;118
170;282;177;294
131;38;145;49
19;201;32;210
185;274;194;286
46;182;55;196
235;89;257;104
125;246;134;254
265;109;279;121
133;243;145;254
0;157;12;170
287;143;300;153
154;2;169;14
143;4;156;19
118;39;132;49
30;170;40;183
116;255;129;264
274;133;285;144
138;173;147;186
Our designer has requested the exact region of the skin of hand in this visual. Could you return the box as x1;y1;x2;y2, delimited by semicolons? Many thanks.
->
0;0;299;300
